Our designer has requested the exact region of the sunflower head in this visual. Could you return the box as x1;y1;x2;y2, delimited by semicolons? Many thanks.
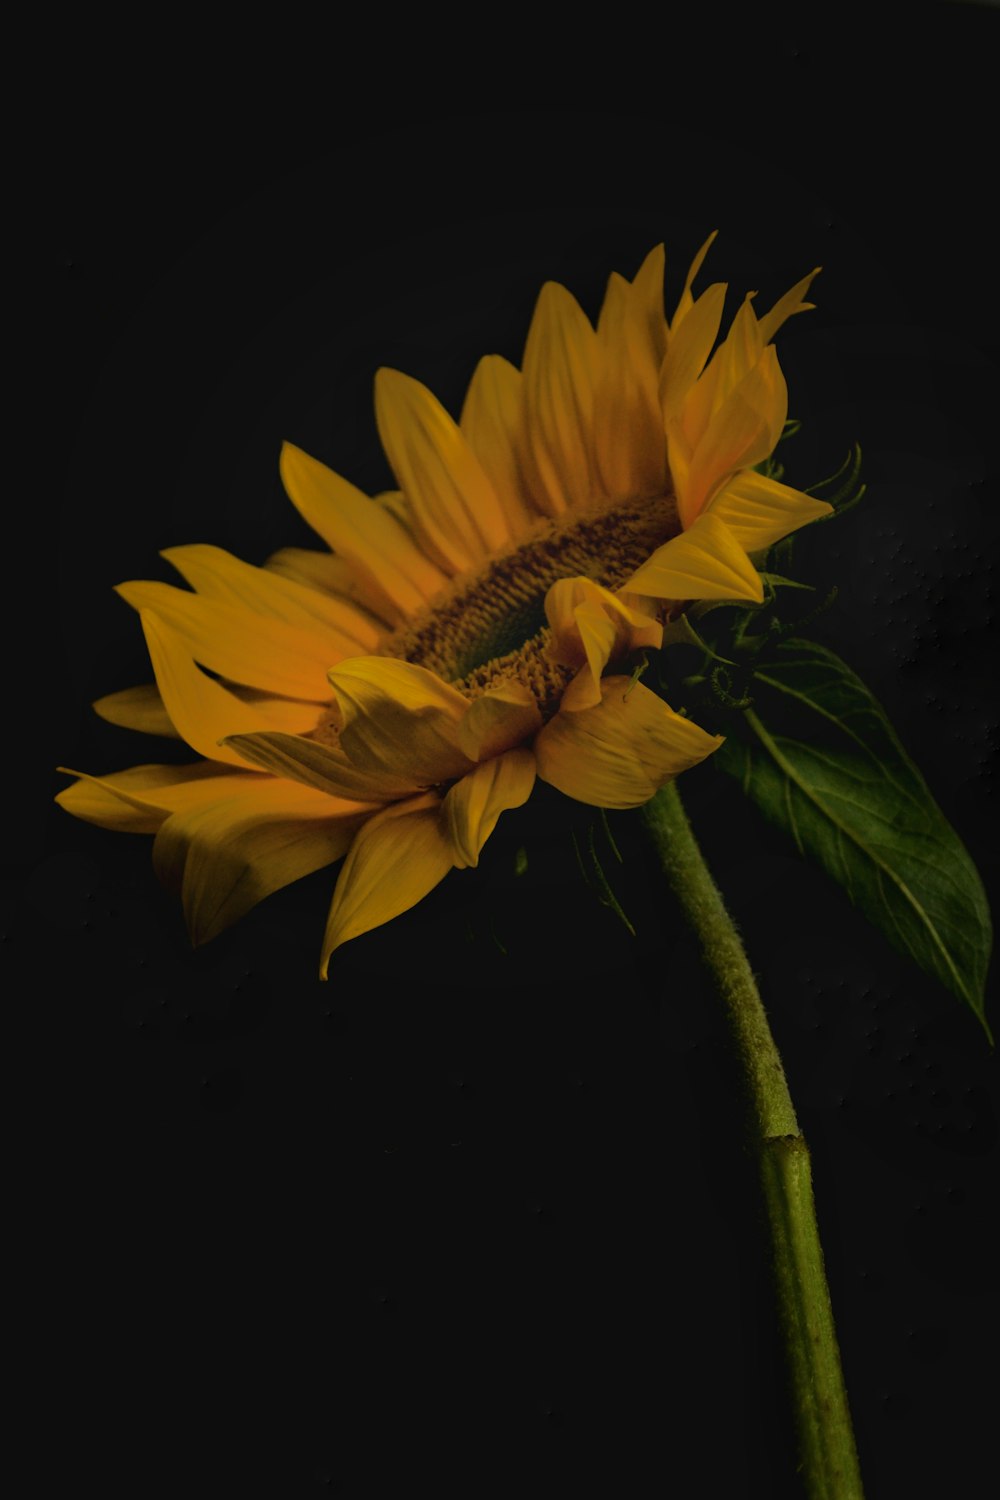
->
57;235;831;974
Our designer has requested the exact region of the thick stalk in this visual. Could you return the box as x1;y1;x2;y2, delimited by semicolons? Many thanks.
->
640;781;864;1500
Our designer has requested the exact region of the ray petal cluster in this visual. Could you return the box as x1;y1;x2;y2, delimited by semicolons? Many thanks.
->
58;236;832;969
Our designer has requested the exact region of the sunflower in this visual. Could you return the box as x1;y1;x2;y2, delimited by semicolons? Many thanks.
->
57;234;831;976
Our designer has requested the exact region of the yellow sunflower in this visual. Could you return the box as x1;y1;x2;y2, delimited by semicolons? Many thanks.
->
57;234;831;976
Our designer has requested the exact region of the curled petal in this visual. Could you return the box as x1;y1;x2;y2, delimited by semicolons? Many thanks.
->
456;683;542;762
221;731;422;802
707;470;833;552
443;749;536;870
535;677;724;809
622;510;764;604
327;657;474;784
546;577;663;711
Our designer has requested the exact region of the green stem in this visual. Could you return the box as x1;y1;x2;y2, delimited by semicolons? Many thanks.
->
640;781;865;1500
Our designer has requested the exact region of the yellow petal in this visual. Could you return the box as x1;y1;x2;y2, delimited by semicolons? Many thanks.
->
707;469;833;551
520;281;602;516
443;749;535;869
682;347;788;522
117;579;338;702
595;268;629;344
459;355;537;539
678;292;761;460
545;576;663;711
140;610;320;767
163;543;380;652
566;606;624;710
55;761;246;833
92;683;180;739
757;267;821;345
621;511;764;604
456;683;542;762
660;281;727;424
264;547;395;629
221;730;422;802
279;442;447;620
592;272;667;499
546;577;663;665
670;229;718;330
328;657;474;784
374;488;412;530
374;367;509;573
713;294;767;394
320;793;453;975
152;779;373;948
628;243;668;367
534;677;724;809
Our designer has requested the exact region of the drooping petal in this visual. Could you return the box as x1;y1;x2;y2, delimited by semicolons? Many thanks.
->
443;749;535;869
152;779;373;948
545;576;663;711
459;355;537;539
140;610;320;767
455;682;542;762
162;544;380;652
707;469;833;552
221;731;422;802
756;267;821;346
328;657;474;784
279;442;447;621
534;677;724;809
264;547;395;629
520;281;603;516
92;683;180;739
320;793;453;975
117;579;339;702
55;761;247;833
621;510;764;604
375;367;509;573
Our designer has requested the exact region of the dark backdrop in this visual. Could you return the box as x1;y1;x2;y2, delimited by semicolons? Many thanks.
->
25;6;998;1495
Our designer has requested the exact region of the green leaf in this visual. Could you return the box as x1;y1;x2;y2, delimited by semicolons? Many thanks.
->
715;637;993;1039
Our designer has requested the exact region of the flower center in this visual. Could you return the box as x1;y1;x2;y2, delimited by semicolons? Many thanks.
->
381;491;679;719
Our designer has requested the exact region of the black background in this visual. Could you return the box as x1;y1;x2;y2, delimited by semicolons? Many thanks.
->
24;5;998;1494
